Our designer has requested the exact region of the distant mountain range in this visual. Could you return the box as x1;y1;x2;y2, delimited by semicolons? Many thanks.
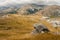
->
0;3;60;18
0;4;46;16
0;3;23;16
17;4;46;15
40;5;60;17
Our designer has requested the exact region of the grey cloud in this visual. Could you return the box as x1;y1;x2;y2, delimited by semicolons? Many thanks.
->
0;0;60;6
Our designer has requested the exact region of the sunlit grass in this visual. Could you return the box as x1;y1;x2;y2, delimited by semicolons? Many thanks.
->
0;14;60;40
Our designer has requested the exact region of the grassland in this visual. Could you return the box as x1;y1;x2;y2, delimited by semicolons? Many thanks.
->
0;14;60;40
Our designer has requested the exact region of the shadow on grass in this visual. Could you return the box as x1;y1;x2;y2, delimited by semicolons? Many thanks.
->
0;33;10;37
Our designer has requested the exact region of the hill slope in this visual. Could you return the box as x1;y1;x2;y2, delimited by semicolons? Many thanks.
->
40;5;60;17
0;14;60;40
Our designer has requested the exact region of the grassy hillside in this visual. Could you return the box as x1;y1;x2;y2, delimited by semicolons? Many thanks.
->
0;14;60;40
20;33;60;40
0;14;40;40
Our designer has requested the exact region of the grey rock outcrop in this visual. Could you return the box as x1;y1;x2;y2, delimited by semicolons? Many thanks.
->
32;23;49;34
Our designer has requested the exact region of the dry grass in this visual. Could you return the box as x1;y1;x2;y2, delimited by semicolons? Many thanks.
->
0;14;60;40
20;33;60;40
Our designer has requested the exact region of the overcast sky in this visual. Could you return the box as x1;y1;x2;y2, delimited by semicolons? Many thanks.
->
0;0;60;6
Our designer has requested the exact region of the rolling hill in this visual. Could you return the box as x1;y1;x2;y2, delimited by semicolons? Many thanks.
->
40;5;60;17
17;4;45;15
0;4;60;40
0;14;60;40
0;4;46;16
